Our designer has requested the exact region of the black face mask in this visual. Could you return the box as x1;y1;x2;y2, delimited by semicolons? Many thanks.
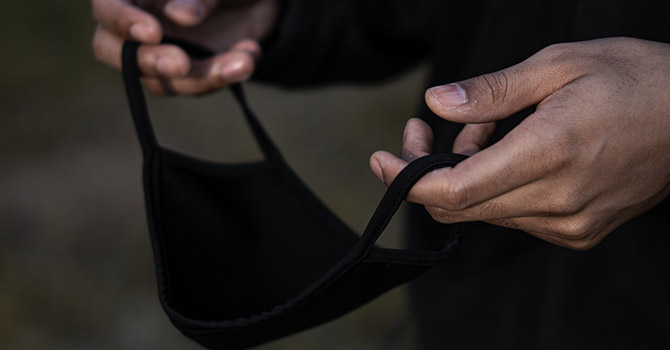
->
122;38;467;350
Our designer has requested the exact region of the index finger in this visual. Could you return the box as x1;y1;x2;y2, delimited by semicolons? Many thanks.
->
92;0;162;43
415;114;567;210
373;113;566;210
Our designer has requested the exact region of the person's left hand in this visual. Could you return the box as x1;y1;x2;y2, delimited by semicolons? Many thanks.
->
370;37;670;250
91;0;278;95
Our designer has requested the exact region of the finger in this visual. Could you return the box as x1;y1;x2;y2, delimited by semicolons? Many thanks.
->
93;25;191;77
142;44;258;95
369;150;409;185
369;149;466;207
422;174;588;223
452;122;496;155
371;141;564;222
164;0;220;27
92;0;162;42
230;39;262;60
400;118;433;162
425;44;585;123
375;111;567;210
421;80;592;210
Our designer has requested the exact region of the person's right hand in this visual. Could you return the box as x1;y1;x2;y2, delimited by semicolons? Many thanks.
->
92;0;278;95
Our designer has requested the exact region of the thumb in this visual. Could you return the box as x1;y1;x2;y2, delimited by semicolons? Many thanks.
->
164;0;219;27
425;46;583;123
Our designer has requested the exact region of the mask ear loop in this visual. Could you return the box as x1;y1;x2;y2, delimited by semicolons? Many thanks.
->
354;153;468;262
121;38;284;164
122;38;469;266
146;39;470;263
122;41;158;159
229;84;283;163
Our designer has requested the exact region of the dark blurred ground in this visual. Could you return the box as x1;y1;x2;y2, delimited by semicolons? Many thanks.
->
0;3;429;349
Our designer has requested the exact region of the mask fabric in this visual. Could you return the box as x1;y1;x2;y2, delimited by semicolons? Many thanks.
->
122;38;467;350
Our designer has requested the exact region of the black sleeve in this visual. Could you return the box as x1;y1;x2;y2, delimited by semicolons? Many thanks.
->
254;0;442;86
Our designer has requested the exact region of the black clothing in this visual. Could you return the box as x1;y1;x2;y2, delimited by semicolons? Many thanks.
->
255;0;670;348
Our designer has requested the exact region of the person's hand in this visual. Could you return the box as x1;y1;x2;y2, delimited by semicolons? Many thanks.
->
370;37;670;250
92;0;278;95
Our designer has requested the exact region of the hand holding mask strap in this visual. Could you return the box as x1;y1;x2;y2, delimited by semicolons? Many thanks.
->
122;38;467;350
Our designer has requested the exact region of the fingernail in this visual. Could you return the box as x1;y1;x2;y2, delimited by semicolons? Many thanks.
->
156;56;177;76
221;60;248;81
166;0;205;18
430;83;468;107
130;23;149;41
371;157;385;183
402;119;413;144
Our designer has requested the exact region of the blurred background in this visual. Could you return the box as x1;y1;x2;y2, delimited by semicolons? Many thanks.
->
0;2;429;349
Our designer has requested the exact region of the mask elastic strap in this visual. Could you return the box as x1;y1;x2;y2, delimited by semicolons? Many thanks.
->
121;39;282;162
355;152;468;261
122;41;158;158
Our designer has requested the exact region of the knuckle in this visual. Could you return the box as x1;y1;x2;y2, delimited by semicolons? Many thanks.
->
547;189;585;215
536;42;586;70
564;239;598;251
538;43;574;62
426;206;455;223
474;71;511;105
535;42;587;82
556;216;593;241
439;181;469;211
